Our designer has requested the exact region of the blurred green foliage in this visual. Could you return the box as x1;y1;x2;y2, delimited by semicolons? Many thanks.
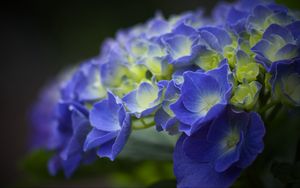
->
277;0;300;10
19;128;177;188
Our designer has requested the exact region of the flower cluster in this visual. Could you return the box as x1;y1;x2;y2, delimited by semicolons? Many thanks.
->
30;0;300;187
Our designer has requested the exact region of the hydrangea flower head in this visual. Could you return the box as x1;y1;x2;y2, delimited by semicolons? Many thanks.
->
29;0;300;187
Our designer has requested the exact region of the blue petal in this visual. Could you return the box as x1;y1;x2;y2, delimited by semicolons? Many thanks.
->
206;109;231;143
227;7;248;26
183;126;222;163
200;27;232;49
164;80;180;100
100;61;128;88
170;98;200;127
181;72;220;114
200;29;222;52
287;21;300;41
61;154;82;178
201;103;227;128
245;112;265;154
154;107;179;135
207;64;232;101
155;107;171;130
90;93;122;132
84;128;119;151
60;109;91;160
236;112;265;168
76;62;106;102
122;90;140;113
96;139;115;160
48;155;61;176
172;23;198;36
163;34;194;60
215;146;240;173
146;17;170;38
263;24;294;43
97;113;131;160
275;44;299;61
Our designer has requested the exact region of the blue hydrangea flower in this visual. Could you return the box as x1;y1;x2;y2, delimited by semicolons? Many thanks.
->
225;6;249;33
251;24;300;70
162;23;200;66
170;64;232;135
144;14;171;39
84;92;131;161
61;60;106;102
247;4;294;34
30;68;76;150
193;27;233;70
212;0;264;33
155;80;180;135
174;135;242;188
30;81;62;150
169;10;207;30
123;81;164;118
48;102;95;177
174;106;265;188
270;58;300;106
199;27;232;53
100;42;129;89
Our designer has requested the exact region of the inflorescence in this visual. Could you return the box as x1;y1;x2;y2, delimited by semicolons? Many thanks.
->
30;0;300;187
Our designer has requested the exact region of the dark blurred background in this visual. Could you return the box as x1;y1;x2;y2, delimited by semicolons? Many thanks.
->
0;0;298;187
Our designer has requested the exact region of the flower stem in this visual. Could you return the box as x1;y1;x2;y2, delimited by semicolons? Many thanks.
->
259;100;277;114
132;116;156;130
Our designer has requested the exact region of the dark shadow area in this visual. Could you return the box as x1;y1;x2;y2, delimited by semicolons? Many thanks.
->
0;0;221;186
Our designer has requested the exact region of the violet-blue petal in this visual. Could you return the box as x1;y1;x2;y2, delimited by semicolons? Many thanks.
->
97;113;131;161
90;92;122;132
84;129;119;151
60;108;91;160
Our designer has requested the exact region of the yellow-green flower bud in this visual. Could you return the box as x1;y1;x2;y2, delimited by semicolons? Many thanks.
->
231;81;262;110
235;50;260;83
194;49;222;71
223;45;236;68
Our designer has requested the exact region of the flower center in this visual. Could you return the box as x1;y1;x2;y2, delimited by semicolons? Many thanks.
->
198;94;220;116
225;133;240;149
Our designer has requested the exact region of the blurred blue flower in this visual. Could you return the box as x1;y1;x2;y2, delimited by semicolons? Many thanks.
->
270;58;300;106
247;4;294;34
251;24;300;70
48;102;95;177
30;68;76;150
61;59;106;102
